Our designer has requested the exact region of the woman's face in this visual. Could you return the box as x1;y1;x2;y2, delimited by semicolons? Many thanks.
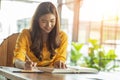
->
39;13;56;33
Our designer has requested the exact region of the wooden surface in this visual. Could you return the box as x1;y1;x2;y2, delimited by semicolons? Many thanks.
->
0;66;120;80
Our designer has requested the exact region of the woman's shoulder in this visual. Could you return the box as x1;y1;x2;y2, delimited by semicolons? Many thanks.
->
59;30;68;39
21;29;30;33
59;30;67;35
19;29;31;38
20;29;30;35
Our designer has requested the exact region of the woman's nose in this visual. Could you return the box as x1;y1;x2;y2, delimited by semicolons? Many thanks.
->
46;22;52;28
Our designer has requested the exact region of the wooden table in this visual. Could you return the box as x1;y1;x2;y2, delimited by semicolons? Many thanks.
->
0;66;120;80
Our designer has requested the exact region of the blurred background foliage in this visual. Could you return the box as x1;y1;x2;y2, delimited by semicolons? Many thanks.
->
70;39;118;71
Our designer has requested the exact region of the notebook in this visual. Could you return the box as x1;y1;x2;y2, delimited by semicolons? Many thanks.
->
12;67;43;73
13;69;43;73
37;66;99;74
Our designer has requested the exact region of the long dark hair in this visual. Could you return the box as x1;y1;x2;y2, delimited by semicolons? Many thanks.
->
29;2;61;60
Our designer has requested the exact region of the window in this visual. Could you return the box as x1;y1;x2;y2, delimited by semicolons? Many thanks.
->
77;0;120;58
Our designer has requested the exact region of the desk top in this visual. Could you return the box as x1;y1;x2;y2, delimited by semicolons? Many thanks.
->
0;66;120;80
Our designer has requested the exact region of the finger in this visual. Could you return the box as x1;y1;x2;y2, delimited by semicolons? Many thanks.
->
26;60;32;65
25;60;33;70
30;62;37;70
29;61;33;67
54;62;59;68
61;62;65;69
63;63;67;69
65;64;67;68
33;62;37;69
60;62;67;69
54;64;59;68
32;62;37;67
61;63;64;69
59;61;61;69
56;61;63;69
59;61;63;69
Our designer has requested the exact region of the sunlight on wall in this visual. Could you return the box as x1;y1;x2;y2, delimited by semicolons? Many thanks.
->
80;0;120;22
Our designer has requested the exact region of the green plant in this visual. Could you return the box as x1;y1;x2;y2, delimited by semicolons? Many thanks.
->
70;39;118;71
84;39;117;71
70;42;83;65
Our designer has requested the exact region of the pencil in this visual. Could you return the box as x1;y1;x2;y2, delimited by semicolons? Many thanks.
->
23;52;38;70
23;52;31;61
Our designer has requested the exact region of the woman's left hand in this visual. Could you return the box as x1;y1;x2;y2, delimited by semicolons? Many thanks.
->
54;60;67;69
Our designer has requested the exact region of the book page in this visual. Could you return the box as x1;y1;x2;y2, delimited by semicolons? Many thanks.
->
37;66;99;74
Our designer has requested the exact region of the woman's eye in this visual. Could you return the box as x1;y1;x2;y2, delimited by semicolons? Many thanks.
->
51;21;55;23
42;21;46;23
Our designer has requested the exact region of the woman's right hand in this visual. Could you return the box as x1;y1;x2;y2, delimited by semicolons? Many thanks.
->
24;60;37;70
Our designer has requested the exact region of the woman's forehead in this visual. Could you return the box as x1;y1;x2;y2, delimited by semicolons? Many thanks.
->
40;13;56;20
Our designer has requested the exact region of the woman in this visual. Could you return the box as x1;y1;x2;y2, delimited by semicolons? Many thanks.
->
13;2;68;70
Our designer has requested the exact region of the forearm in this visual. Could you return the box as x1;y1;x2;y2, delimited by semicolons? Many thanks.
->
14;59;25;69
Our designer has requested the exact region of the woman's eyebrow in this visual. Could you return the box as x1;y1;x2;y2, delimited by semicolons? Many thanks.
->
40;18;55;21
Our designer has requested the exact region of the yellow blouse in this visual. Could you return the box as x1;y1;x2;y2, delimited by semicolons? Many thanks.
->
13;29;68;67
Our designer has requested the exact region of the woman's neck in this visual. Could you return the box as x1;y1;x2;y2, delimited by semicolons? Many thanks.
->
41;31;48;43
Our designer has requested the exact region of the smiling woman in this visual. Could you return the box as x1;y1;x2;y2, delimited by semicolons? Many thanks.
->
39;13;56;33
13;2;68;70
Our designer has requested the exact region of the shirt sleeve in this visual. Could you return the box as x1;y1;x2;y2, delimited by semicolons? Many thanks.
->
53;31;68;63
13;29;29;63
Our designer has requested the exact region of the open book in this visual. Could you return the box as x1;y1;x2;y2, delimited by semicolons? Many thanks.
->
37;66;99;74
